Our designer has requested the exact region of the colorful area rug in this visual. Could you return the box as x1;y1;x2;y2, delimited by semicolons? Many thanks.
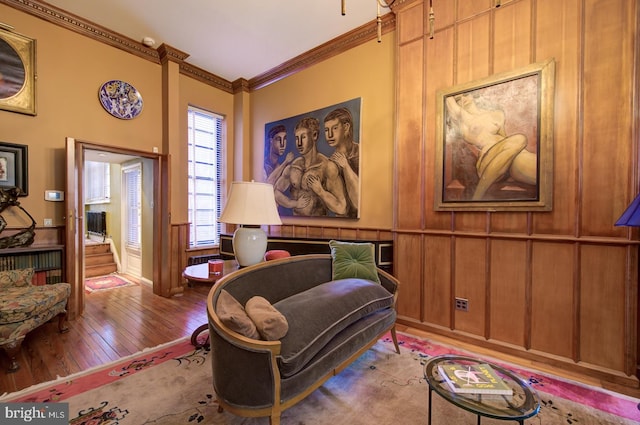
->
85;274;137;293
1;332;639;424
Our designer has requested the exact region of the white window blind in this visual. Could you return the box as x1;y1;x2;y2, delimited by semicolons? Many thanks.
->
188;106;224;247
85;161;110;204
123;164;141;249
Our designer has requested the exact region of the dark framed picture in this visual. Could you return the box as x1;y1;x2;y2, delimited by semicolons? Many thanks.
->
0;27;36;115
0;142;28;196
434;59;555;211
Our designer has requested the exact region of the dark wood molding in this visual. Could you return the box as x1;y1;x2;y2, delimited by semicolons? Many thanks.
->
157;43;189;64
179;62;234;94
248;12;396;91
232;78;250;93
1;0;396;94
0;0;159;63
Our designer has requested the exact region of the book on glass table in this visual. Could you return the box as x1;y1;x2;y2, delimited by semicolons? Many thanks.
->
437;363;513;395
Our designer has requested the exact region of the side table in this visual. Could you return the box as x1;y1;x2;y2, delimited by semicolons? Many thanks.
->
424;355;540;425
182;260;238;287
184;260;239;348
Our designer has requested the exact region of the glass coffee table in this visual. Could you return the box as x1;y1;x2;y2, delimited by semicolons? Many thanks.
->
424;355;540;425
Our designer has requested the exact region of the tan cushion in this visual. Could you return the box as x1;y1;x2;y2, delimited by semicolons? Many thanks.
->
0;268;34;289
215;290;260;339
245;296;289;340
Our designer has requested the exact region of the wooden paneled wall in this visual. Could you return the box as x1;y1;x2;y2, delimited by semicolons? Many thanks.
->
270;224;394;243
393;0;639;388
168;222;189;296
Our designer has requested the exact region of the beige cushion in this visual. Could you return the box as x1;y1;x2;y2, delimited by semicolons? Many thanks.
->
245;296;289;340
0;268;34;289
216;290;260;339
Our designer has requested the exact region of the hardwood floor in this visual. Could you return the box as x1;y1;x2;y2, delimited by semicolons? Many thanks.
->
0;280;211;394
2;278;639;400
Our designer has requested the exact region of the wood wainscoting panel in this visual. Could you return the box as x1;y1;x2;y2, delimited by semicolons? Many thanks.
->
424;26;455;231
530;241;575;358
395;233;424;321
458;0;493;21
396;0;424;44
579;244;628;372
394;0;639;388
396;37;425;230
493;0;532;74
169;223;189;296
581;0;636;237
453;237;487;336
532;0;581;235
424;235;452;327
489;213;529;235
489;239;527;346
455;12;491;87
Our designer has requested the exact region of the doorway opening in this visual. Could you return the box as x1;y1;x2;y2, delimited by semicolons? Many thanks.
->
66;138;168;319
82;149;153;295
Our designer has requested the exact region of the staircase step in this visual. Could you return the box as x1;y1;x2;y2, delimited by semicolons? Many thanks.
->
85;252;115;266
86;263;117;278
85;242;111;255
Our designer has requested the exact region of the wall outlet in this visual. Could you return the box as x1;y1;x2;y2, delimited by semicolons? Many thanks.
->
44;218;53;227
455;297;469;312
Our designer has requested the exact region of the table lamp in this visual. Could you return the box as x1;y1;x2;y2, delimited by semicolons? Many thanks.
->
219;181;282;267
615;193;640;226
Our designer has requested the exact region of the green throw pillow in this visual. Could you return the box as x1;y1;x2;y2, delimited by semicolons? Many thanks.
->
329;240;381;284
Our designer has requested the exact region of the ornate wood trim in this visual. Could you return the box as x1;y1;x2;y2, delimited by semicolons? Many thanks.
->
179;62;234;94
0;0;159;62
157;43;189;64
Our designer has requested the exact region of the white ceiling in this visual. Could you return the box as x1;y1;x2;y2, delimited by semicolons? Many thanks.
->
43;0;392;82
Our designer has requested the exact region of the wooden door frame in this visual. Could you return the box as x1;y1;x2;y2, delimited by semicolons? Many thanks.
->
65;138;169;319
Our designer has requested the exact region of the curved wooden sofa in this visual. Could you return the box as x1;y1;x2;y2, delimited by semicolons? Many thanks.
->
206;254;400;425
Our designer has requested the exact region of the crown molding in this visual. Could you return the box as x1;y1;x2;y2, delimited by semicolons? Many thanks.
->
179;62;234;93
232;78;250;93
248;12;396;91
2;0;396;94
0;0;159;62
157;43;190;64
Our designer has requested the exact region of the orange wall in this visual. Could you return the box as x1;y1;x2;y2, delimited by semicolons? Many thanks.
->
0;4;235;228
250;32;396;230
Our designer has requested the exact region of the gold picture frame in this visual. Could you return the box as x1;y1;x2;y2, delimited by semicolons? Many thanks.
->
434;59;555;211
0;27;36;116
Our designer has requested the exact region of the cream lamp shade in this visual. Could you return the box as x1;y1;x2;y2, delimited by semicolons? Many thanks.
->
219;181;282;266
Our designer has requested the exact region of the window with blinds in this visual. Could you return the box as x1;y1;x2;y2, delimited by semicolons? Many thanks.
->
85;161;110;204
123;164;141;250
188;106;224;247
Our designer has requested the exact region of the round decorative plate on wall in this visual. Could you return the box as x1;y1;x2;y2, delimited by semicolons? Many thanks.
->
98;80;143;119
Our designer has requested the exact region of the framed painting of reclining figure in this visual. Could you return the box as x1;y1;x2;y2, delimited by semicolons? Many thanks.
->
434;59;555;212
